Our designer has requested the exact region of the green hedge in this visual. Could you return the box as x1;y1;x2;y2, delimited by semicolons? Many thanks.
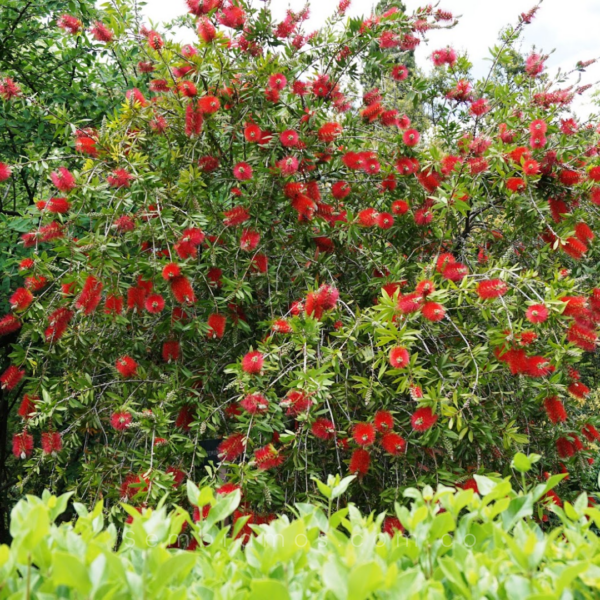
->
2;472;600;599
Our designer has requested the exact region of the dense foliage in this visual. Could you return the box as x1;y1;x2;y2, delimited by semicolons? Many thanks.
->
3;471;600;598
0;0;136;541
1;0;600;524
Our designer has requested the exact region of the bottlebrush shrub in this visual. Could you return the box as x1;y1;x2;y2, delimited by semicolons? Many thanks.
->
2;0;600;517
3;474;600;597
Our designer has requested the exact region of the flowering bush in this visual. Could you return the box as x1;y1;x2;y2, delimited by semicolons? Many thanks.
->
1;0;600;519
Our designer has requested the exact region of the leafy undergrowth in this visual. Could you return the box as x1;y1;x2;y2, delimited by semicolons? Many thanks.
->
2;467;600;599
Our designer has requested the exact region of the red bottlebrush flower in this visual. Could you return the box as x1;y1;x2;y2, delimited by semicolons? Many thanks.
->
170;275;196;304
145;294;165;314
357;208;378;227
25;275;48;292
207;267;223;288
582;424;600;442
162;340;180;362
175;405;195;431
185;104;203;137
523;160;539;176
41;432;62;455
119;474;148;500
330;181;350;201
544;396;567;424
244;123;262;143
197;17;216;43
75;275;103;315
526;356;553;378
264;88;280;103
467;157;489;174
382;516;404;537
10;288;33;311
149;79;170;93
127;285;147;312
19;258;34;271
116;356;138;378
476;279;508;300
0;314;21;337
107;168;133;188
281;390;312;416
37;197;70;214
57;14;82;34
17;394;37;419
75;136;97;156
414;206;433;226
389;346;410;369
207;313;227;339
198;155;219;173
560;295;587;317
317;284;339;310
560;118;577;135
280;129;299;147
414;280;434;298
526;304;549;324
12;432;33;459
398;293;422;314
90;21;113;43
391;64;408;81
218;433;245;461
50;167;76;192
525;53;545;77
166;466;186;488
241;350;264;375
568;381;590;400
318;122;343;143
402;129;420;147
411;407;438;432
240;393;269;414
589;166;600;182
312;418;336;440
374;410;394;432
147;30;164;50
556;436;576;459
138;61;155;73
162;263;181;281
268;73;287;90
1;365;25;391
0;77;21;101
111;411;132;431
575;222;594;245
198;95;221;115
395;157;419;175
45;307;73;342
291;194;316;219
349;448;370;475
560;170;581;186
240;229;260;251
0;162;11;182
376;211;394;229
233;162;252;181
251;253;268;273
567;323;597;352
422;302;445;322
277;156;299;176
562;237;588;260
381;432;406;455
506;178;526;193
272;319;293;334
391;200;409;215
470;98;490;116
114;215;135;232
217;5;246;29
353;422;376;447
255;444;284;470
431;47;457;67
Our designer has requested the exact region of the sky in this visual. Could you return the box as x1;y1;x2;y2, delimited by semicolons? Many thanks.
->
141;0;600;116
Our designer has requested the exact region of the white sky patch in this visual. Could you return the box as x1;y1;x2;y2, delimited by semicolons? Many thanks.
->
141;0;600;117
